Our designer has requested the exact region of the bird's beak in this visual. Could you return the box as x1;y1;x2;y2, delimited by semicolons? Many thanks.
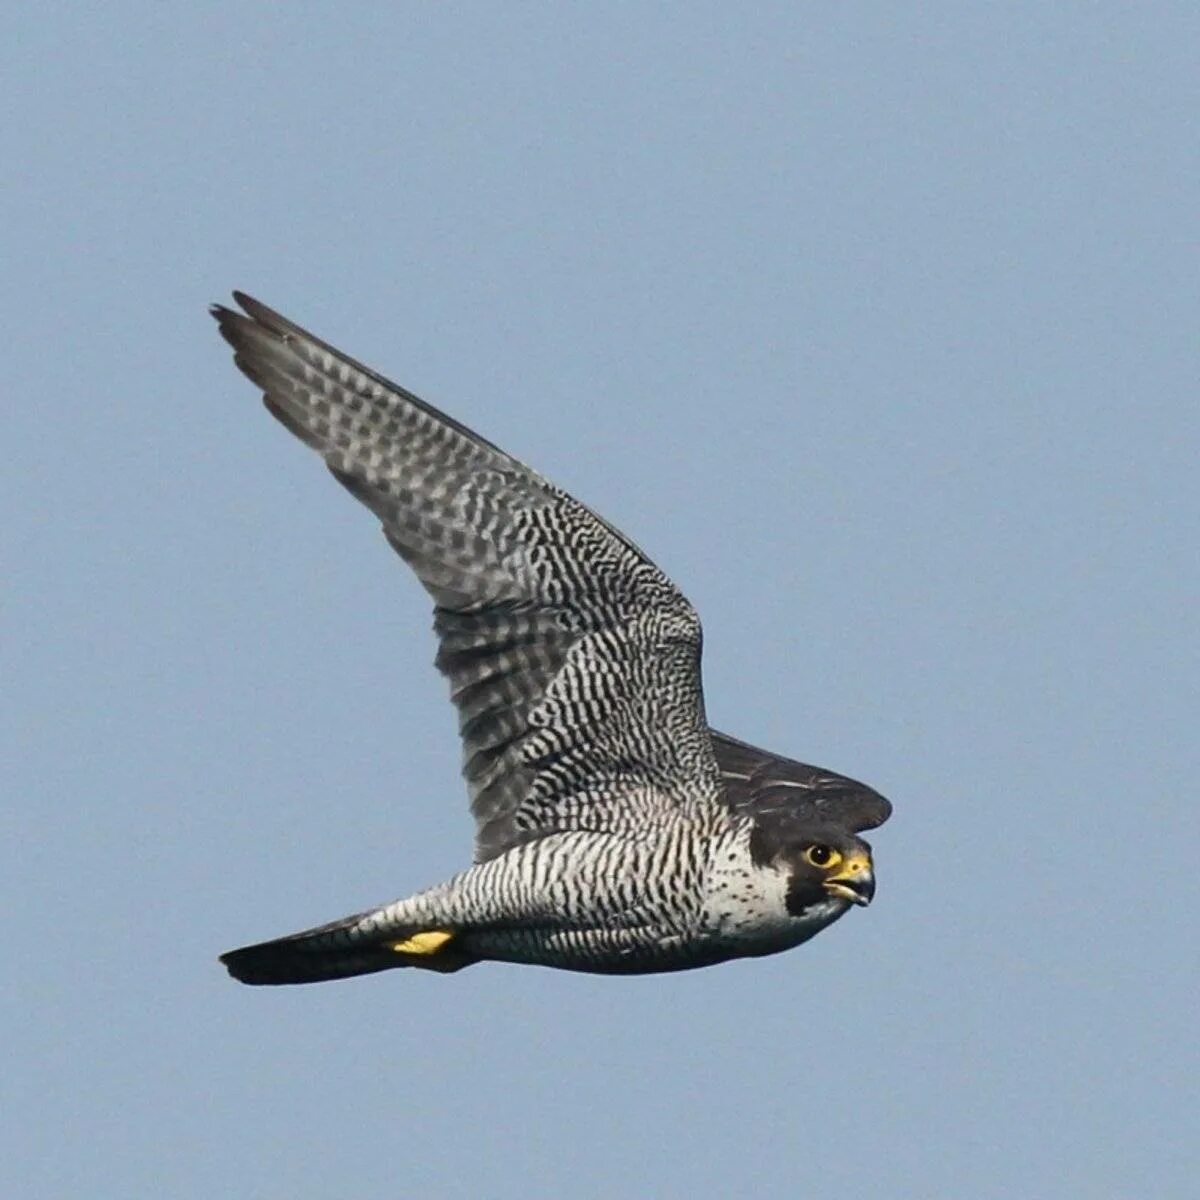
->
824;857;875;907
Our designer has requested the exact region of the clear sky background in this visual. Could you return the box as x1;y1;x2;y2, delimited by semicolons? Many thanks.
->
4;5;1197;1198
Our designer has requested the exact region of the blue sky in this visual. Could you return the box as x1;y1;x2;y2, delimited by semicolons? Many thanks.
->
4;5;1197;1198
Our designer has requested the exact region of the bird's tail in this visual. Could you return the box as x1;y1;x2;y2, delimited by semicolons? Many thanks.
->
220;908;474;985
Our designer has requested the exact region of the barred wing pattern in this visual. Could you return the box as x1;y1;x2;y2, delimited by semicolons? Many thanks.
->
212;294;722;862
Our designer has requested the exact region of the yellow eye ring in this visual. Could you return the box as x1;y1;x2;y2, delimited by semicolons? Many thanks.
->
804;844;843;870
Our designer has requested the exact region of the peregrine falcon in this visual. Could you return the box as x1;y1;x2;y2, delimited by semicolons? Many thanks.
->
212;293;891;984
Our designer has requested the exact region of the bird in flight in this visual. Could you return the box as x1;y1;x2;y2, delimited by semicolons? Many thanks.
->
212;293;891;984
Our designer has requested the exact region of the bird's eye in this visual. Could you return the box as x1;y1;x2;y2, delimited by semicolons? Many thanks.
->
804;844;840;869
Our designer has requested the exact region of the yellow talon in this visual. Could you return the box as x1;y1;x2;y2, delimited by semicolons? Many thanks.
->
388;930;455;956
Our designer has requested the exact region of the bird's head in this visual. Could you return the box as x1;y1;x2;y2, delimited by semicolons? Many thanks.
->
748;818;877;916
715;729;888;916
734;765;888;919
775;830;876;915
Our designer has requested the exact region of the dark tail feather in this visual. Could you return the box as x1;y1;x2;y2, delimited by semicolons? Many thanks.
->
220;910;473;986
220;940;400;986
220;908;394;985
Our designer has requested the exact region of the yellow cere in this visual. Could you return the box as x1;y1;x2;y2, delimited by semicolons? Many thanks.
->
827;856;870;881
388;930;455;956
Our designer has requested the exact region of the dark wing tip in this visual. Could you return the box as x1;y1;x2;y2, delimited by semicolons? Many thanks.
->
208;291;266;314
209;292;280;334
208;295;261;353
712;728;893;833
208;291;249;320
749;778;892;833
837;786;892;832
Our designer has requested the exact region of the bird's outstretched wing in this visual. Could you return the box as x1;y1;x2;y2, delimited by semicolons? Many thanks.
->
711;730;891;832
212;293;722;861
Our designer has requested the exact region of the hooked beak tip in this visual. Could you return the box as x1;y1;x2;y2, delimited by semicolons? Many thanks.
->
824;878;875;907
